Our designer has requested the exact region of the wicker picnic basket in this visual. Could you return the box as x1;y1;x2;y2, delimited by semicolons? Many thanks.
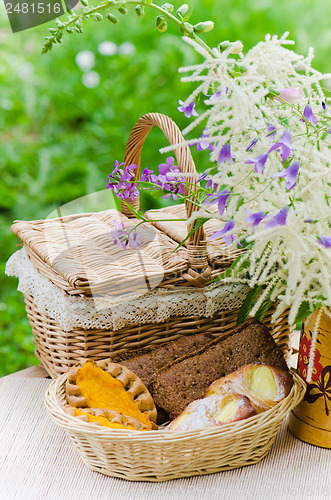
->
44;369;306;481
7;113;292;378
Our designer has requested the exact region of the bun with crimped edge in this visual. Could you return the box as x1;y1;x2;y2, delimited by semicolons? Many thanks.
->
65;359;157;430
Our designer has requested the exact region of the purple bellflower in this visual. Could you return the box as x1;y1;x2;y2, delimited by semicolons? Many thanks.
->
107;160;125;189
327;128;331;134
265;207;289;230
245;209;268;227
197;172;208;183
197;173;219;192
205;90;222;102
111;221;127;250
107;161;139;202
209;219;242;247
121;183;139;202
267;124;277;136
245;152;269;174
121;166;135;182
111;220;142;250
317;235;331;248
204;188;231;216
158;156;177;175
217;143;234;164
272;160;300;190
157;157;185;200
205;178;219;191
209;219;234;239
140;168;158;183
195;128;214;152
177;100;198;118
246;137;259;152
266;124;277;142
303;104;317;127
127;230;142;249
109;160;122;176
268;129;293;161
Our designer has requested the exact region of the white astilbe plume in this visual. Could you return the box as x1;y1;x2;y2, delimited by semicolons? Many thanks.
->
172;34;331;324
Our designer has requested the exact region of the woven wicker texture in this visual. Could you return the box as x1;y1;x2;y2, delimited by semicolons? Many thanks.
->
7;248;252;332
146;204;245;270
44;370;306;482
24;293;291;379
12;209;189;296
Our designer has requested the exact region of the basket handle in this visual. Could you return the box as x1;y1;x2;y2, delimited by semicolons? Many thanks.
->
121;113;205;251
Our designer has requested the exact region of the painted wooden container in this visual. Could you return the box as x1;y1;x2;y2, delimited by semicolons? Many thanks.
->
289;308;331;448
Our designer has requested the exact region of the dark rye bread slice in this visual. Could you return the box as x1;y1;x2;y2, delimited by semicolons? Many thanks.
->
149;319;289;420
110;332;214;387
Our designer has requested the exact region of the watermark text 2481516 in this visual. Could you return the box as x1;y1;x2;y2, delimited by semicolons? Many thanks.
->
3;0;78;32
5;2;62;15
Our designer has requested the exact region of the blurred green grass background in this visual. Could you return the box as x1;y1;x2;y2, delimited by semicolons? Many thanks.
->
1;0;331;376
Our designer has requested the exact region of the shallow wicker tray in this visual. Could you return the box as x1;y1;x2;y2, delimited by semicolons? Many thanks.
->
44;369;306;482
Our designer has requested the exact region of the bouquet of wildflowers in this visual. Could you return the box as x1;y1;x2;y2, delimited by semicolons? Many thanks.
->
44;3;331;326
169;33;331;325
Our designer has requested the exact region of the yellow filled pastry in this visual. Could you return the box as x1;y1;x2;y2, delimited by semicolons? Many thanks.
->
65;359;157;430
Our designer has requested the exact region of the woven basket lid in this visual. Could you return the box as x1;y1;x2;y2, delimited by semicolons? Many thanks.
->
11;113;244;297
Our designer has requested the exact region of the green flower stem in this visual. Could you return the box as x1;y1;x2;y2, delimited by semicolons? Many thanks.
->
268;91;314;135
231;167;256;189
43;0;216;57
125;217;188;236
243;180;275;206
148;2;215;58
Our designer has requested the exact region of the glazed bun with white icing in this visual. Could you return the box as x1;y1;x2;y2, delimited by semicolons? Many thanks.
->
166;393;256;432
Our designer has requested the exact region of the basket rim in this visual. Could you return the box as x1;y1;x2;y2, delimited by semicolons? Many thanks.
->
44;368;306;443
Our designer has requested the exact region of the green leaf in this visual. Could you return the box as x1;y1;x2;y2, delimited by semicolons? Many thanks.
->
170;217;208;254
237;285;261;326
255;299;273;322
294;301;313;325
213;255;249;281
236;194;245;210
122;202;146;221
293;301;323;326
182;5;193;22
213;252;251;283
212;266;235;281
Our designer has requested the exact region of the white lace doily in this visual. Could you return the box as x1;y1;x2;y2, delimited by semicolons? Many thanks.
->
6;249;250;332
